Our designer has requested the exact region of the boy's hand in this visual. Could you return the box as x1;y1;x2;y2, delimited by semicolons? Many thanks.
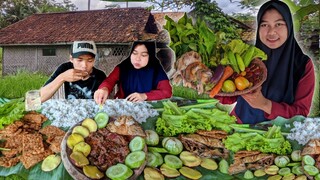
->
62;69;88;82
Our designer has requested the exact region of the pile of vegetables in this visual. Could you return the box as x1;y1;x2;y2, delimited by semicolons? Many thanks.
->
155;100;236;136
143;130;225;180
224;125;292;155
164;13;225;67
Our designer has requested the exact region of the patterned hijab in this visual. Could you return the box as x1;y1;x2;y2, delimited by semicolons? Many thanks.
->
235;0;310;124
118;41;169;97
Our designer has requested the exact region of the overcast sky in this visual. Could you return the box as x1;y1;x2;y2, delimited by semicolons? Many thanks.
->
64;0;251;14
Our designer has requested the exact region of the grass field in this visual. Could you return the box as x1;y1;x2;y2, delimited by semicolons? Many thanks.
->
0;71;48;99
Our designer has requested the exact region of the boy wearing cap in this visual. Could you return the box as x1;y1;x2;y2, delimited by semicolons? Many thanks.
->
40;41;106;102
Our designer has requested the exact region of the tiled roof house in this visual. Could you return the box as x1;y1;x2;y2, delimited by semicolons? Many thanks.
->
0;8;174;75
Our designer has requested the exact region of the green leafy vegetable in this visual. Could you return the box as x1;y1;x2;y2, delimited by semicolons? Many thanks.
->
0;98;25;129
224;125;292;155
155;100;236;136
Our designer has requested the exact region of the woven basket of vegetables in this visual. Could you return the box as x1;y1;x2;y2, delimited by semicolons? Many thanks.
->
216;58;267;97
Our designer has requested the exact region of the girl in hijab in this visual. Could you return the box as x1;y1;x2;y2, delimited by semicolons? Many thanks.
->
229;0;315;124
94;41;172;103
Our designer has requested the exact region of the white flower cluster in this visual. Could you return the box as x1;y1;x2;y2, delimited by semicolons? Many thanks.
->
41;99;158;128
286;117;320;145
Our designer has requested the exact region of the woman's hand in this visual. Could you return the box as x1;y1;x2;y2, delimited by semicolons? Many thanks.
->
241;86;272;114
94;88;109;105
126;93;147;102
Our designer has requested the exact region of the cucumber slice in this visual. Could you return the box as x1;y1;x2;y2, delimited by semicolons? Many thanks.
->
303;165;319;176
278;167;291;176
179;166;202;180
41;154;61;172
147;152;158;167
125;151;146;169
129;136;145;152
164;155;182;169
160;163;180;178
200;158;218;170
94;112;109;129
83;165;104;179
153;152;164;167
106;163;133;180
144;167;164;180
302;155;315;166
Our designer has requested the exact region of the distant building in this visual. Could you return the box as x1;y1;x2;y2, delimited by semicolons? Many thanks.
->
0;8;175;76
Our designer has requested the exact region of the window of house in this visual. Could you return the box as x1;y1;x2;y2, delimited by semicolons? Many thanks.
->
42;48;56;56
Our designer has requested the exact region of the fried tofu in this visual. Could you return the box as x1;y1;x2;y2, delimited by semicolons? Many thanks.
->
0;111;64;169
22;133;45;155
20;149;53;169
39;125;65;137
46;135;64;153
0;156;20;168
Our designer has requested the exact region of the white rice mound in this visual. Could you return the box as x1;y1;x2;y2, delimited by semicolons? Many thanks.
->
286;117;320;145
41;99;159;128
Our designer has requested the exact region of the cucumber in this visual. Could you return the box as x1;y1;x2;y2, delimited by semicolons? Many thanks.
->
153;152;164;167
179;166;202;180
164;155;182;169
125;151;146;169
41;154;61;172
303;165;319;176
302;155;315;166
146;152;158;167
129;136;145;152
200;158;218;170
106;163;133;180
148;147;168;153
160;163;180;178
94;112;109;129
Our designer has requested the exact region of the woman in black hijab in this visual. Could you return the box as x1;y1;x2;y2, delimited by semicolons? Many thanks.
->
233;0;315;124
94;41;172;104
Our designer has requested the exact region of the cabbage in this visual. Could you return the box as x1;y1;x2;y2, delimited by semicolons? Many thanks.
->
145;130;159;146
162;137;183;155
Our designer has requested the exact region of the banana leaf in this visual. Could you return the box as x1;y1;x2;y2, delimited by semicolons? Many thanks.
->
0;162;72;180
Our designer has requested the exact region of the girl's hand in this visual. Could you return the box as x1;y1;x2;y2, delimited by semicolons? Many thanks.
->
241;86;272;114
94;88;109;105
126;93;147;102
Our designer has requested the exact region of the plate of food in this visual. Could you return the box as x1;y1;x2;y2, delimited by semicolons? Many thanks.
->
216;58;267;97
61;115;147;180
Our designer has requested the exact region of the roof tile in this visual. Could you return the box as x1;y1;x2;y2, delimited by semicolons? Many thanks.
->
0;8;159;45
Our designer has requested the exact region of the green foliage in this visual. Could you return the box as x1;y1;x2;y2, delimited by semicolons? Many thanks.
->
0;0;77;28
0;71;48;99
156;100;236;136
224;125;292;155
0;48;2;77
190;0;241;40
164;13;225;67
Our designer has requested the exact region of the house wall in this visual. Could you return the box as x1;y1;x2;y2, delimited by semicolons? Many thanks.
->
2;45;175;78
2;46;69;75
2;45;130;76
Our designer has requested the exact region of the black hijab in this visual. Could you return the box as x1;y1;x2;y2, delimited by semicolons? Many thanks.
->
235;0;310;124
118;41;169;97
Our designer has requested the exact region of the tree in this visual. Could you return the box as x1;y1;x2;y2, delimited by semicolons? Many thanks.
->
147;0;193;12
190;0;241;39
0;0;77;28
100;0;146;8
236;0;320;31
